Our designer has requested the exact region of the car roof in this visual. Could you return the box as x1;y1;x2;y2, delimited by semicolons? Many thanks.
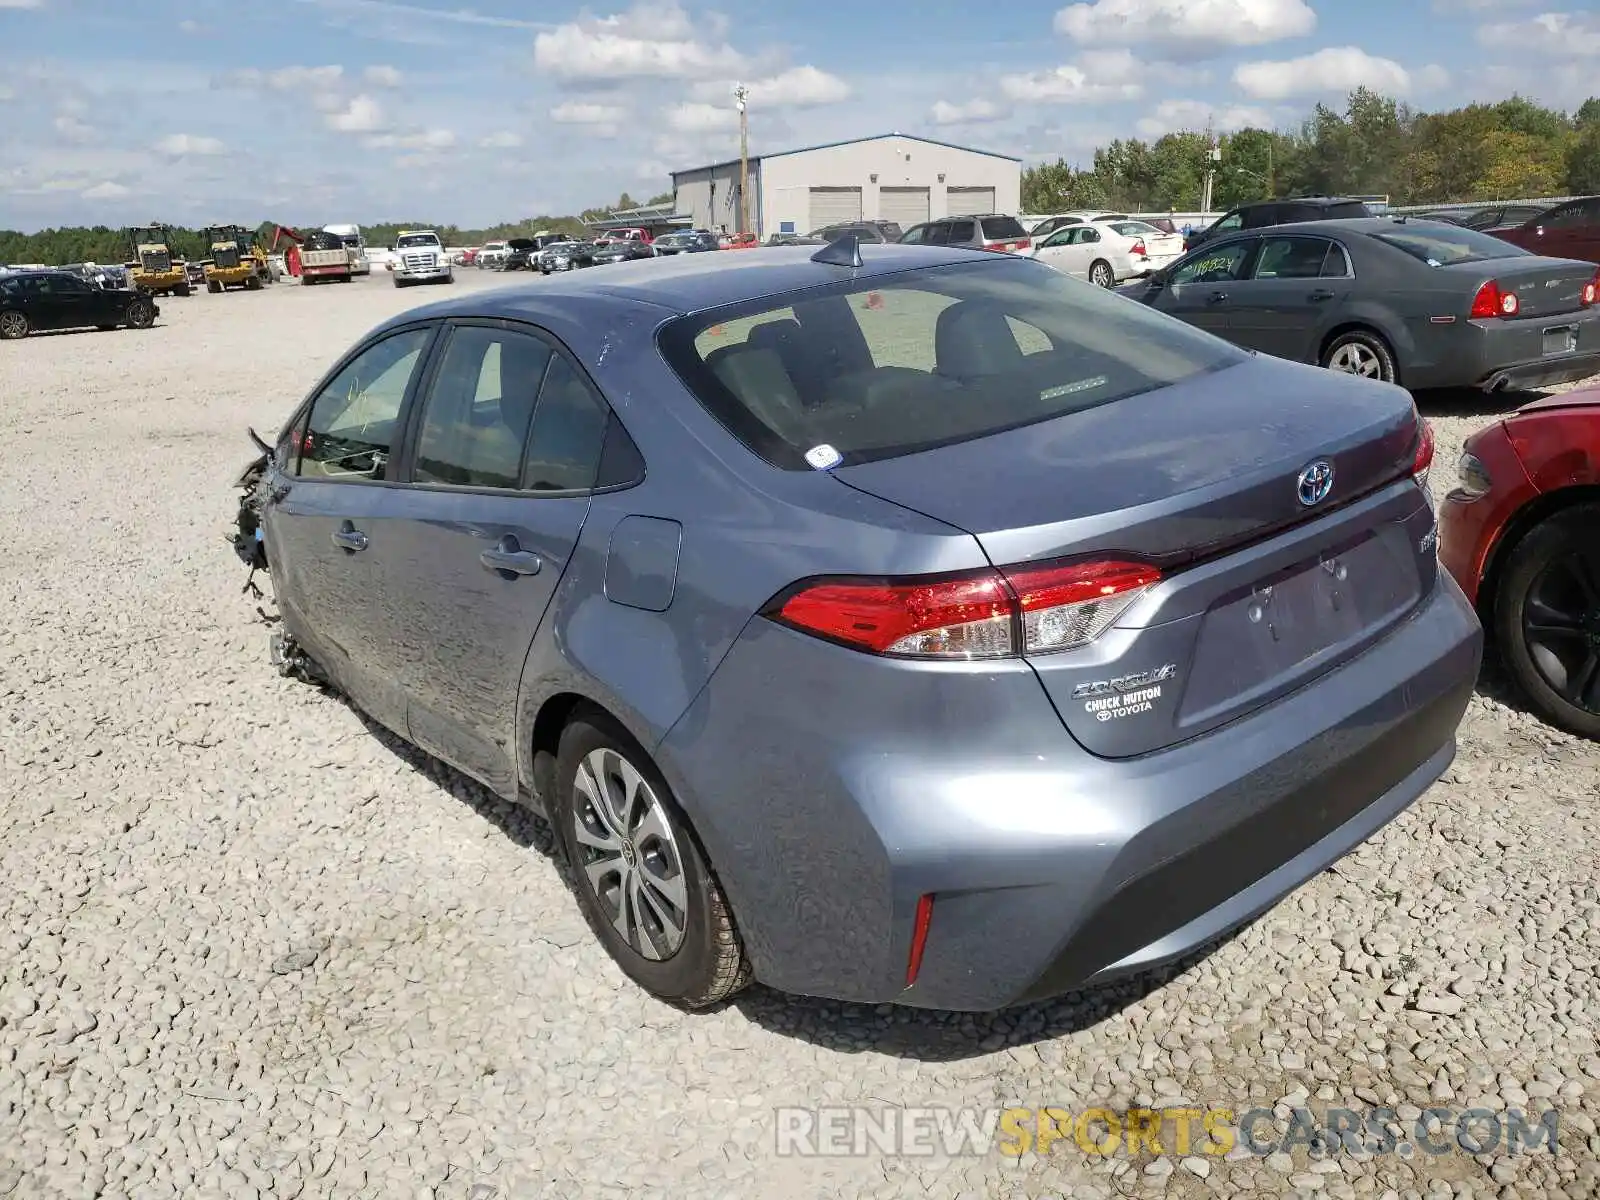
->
1205;216;1417;238
383;243;1004;322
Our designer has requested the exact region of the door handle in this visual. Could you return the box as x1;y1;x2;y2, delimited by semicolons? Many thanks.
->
1205;291;1228;304
1307;289;1336;301
480;538;542;576
331;522;368;552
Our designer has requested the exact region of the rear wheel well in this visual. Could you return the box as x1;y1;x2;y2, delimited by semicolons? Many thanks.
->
530;692;608;806
1319;322;1393;359
1476;484;1600;634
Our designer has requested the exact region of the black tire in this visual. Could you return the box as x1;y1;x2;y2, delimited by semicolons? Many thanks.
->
207;279;222;294
0;310;31;340
125;299;155;330
393;277;409;288
175;283;191;297
1088;260;1114;288
245;275;262;291
551;714;750;1008
1494;502;1600;739
1320;329;1397;384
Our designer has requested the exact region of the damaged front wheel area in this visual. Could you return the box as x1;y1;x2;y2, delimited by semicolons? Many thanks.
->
228;428;328;688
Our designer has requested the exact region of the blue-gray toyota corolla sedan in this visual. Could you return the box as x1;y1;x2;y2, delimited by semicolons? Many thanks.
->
233;241;1482;1011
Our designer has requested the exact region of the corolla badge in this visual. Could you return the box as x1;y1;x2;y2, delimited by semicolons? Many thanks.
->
1296;459;1335;507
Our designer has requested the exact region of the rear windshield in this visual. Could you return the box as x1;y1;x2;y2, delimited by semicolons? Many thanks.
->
657;258;1245;469
1325;202;1371;219
979;216;1027;240
1110;221;1158;236
1372;226;1529;266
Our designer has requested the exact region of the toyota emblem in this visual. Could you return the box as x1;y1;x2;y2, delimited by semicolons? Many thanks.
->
1296;460;1335;507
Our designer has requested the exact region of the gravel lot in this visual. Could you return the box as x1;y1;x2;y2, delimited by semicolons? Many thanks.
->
2;269;1598;1200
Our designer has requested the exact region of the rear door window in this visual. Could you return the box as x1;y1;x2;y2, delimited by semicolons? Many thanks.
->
661;257;1245;469
979;216;1027;240
298;328;432;481
946;219;975;243
412;326;552;490
521;355;609;493
1251;237;1333;279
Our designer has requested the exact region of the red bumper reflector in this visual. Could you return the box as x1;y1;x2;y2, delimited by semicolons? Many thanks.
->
906;894;934;987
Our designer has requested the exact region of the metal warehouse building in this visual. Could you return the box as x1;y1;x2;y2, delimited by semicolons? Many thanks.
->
670;132;1023;239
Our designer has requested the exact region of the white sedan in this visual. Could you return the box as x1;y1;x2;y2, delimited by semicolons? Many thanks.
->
1023;219;1185;287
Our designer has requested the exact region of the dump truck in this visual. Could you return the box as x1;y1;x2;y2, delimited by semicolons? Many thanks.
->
202;225;269;293
270;225;353;284
124;224;191;297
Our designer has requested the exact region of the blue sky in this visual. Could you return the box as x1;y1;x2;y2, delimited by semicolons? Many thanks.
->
0;0;1594;231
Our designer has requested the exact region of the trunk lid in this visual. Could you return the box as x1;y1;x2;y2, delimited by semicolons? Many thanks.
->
1463;256;1597;318
833;354;1436;757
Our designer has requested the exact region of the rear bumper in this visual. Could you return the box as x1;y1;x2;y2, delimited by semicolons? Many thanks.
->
658;572;1481;1010
1480;350;1600;392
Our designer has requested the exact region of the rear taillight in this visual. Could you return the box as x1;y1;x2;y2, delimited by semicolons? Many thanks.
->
1469;279;1519;319
770;559;1162;659
1013;237;1031;251
1130;240;1147;257
1411;414;1434;488
1582;270;1599;308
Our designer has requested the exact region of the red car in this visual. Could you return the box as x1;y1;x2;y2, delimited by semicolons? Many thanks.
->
1438;386;1600;738
1489;195;1600;266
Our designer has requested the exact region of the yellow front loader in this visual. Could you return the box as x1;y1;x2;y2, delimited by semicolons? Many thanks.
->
124;224;191;297
202;225;268;293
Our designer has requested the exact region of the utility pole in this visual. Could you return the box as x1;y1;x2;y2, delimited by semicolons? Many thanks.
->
1201;123;1219;216
734;83;750;236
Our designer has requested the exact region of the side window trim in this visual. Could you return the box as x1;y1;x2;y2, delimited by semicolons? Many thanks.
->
289;321;442;485
1321;240;1353;278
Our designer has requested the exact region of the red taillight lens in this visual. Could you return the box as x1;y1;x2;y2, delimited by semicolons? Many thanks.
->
1470;279;1519;319
771;559;1162;659
1014;237;1031;250
1411;414;1434;488
1130;240;1147;257
1582;271;1598;307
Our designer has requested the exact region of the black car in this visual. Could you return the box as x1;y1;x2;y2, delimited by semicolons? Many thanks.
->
501;238;539;270
808;220;903;244
1458;204;1550;232
0;269;158;340
592;240;655;265
537;241;597;273
653;231;720;255
1186;196;1372;250
1117;217;1600;391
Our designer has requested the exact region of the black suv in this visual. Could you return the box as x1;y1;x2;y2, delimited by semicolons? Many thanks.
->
1186;196;1371;249
809;220;904;244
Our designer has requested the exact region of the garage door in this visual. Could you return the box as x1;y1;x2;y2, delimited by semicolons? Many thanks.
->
946;186;996;216
879;186;930;229
808;187;863;232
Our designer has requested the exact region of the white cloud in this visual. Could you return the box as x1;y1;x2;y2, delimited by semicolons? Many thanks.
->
930;98;1009;125
533;1;744;81
325;94;386;132
1233;46;1419;99
363;64;403;87
0;0;44;8
366;128;455;149
666;102;739;133
478;130;523;148
299;0;544;28
0;85;13;101
1134;98;1276;138
53;114;94;143
744;66;851;107
265;64;345;91
81;181;129;200
1055;0;1315;52
177;18;203;33
551;100;630;125
999;53;1144;103
1477;11;1600;59
154;133;225;156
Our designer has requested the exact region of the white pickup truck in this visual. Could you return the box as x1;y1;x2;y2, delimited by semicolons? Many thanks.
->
391;230;454;288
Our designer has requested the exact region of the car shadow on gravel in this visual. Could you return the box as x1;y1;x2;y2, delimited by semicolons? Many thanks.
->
1412;386;1542;420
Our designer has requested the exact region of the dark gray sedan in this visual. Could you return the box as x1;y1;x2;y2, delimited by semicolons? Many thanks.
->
1119;218;1600;392
233;242;1480;1011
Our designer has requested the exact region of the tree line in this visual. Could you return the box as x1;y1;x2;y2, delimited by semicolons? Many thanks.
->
1022;89;1600;215
0;191;675;266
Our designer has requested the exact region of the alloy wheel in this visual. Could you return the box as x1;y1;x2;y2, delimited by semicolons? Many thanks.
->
571;747;689;961
1521;548;1600;715
0;311;27;339
1090;263;1113;288
1327;342;1382;378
